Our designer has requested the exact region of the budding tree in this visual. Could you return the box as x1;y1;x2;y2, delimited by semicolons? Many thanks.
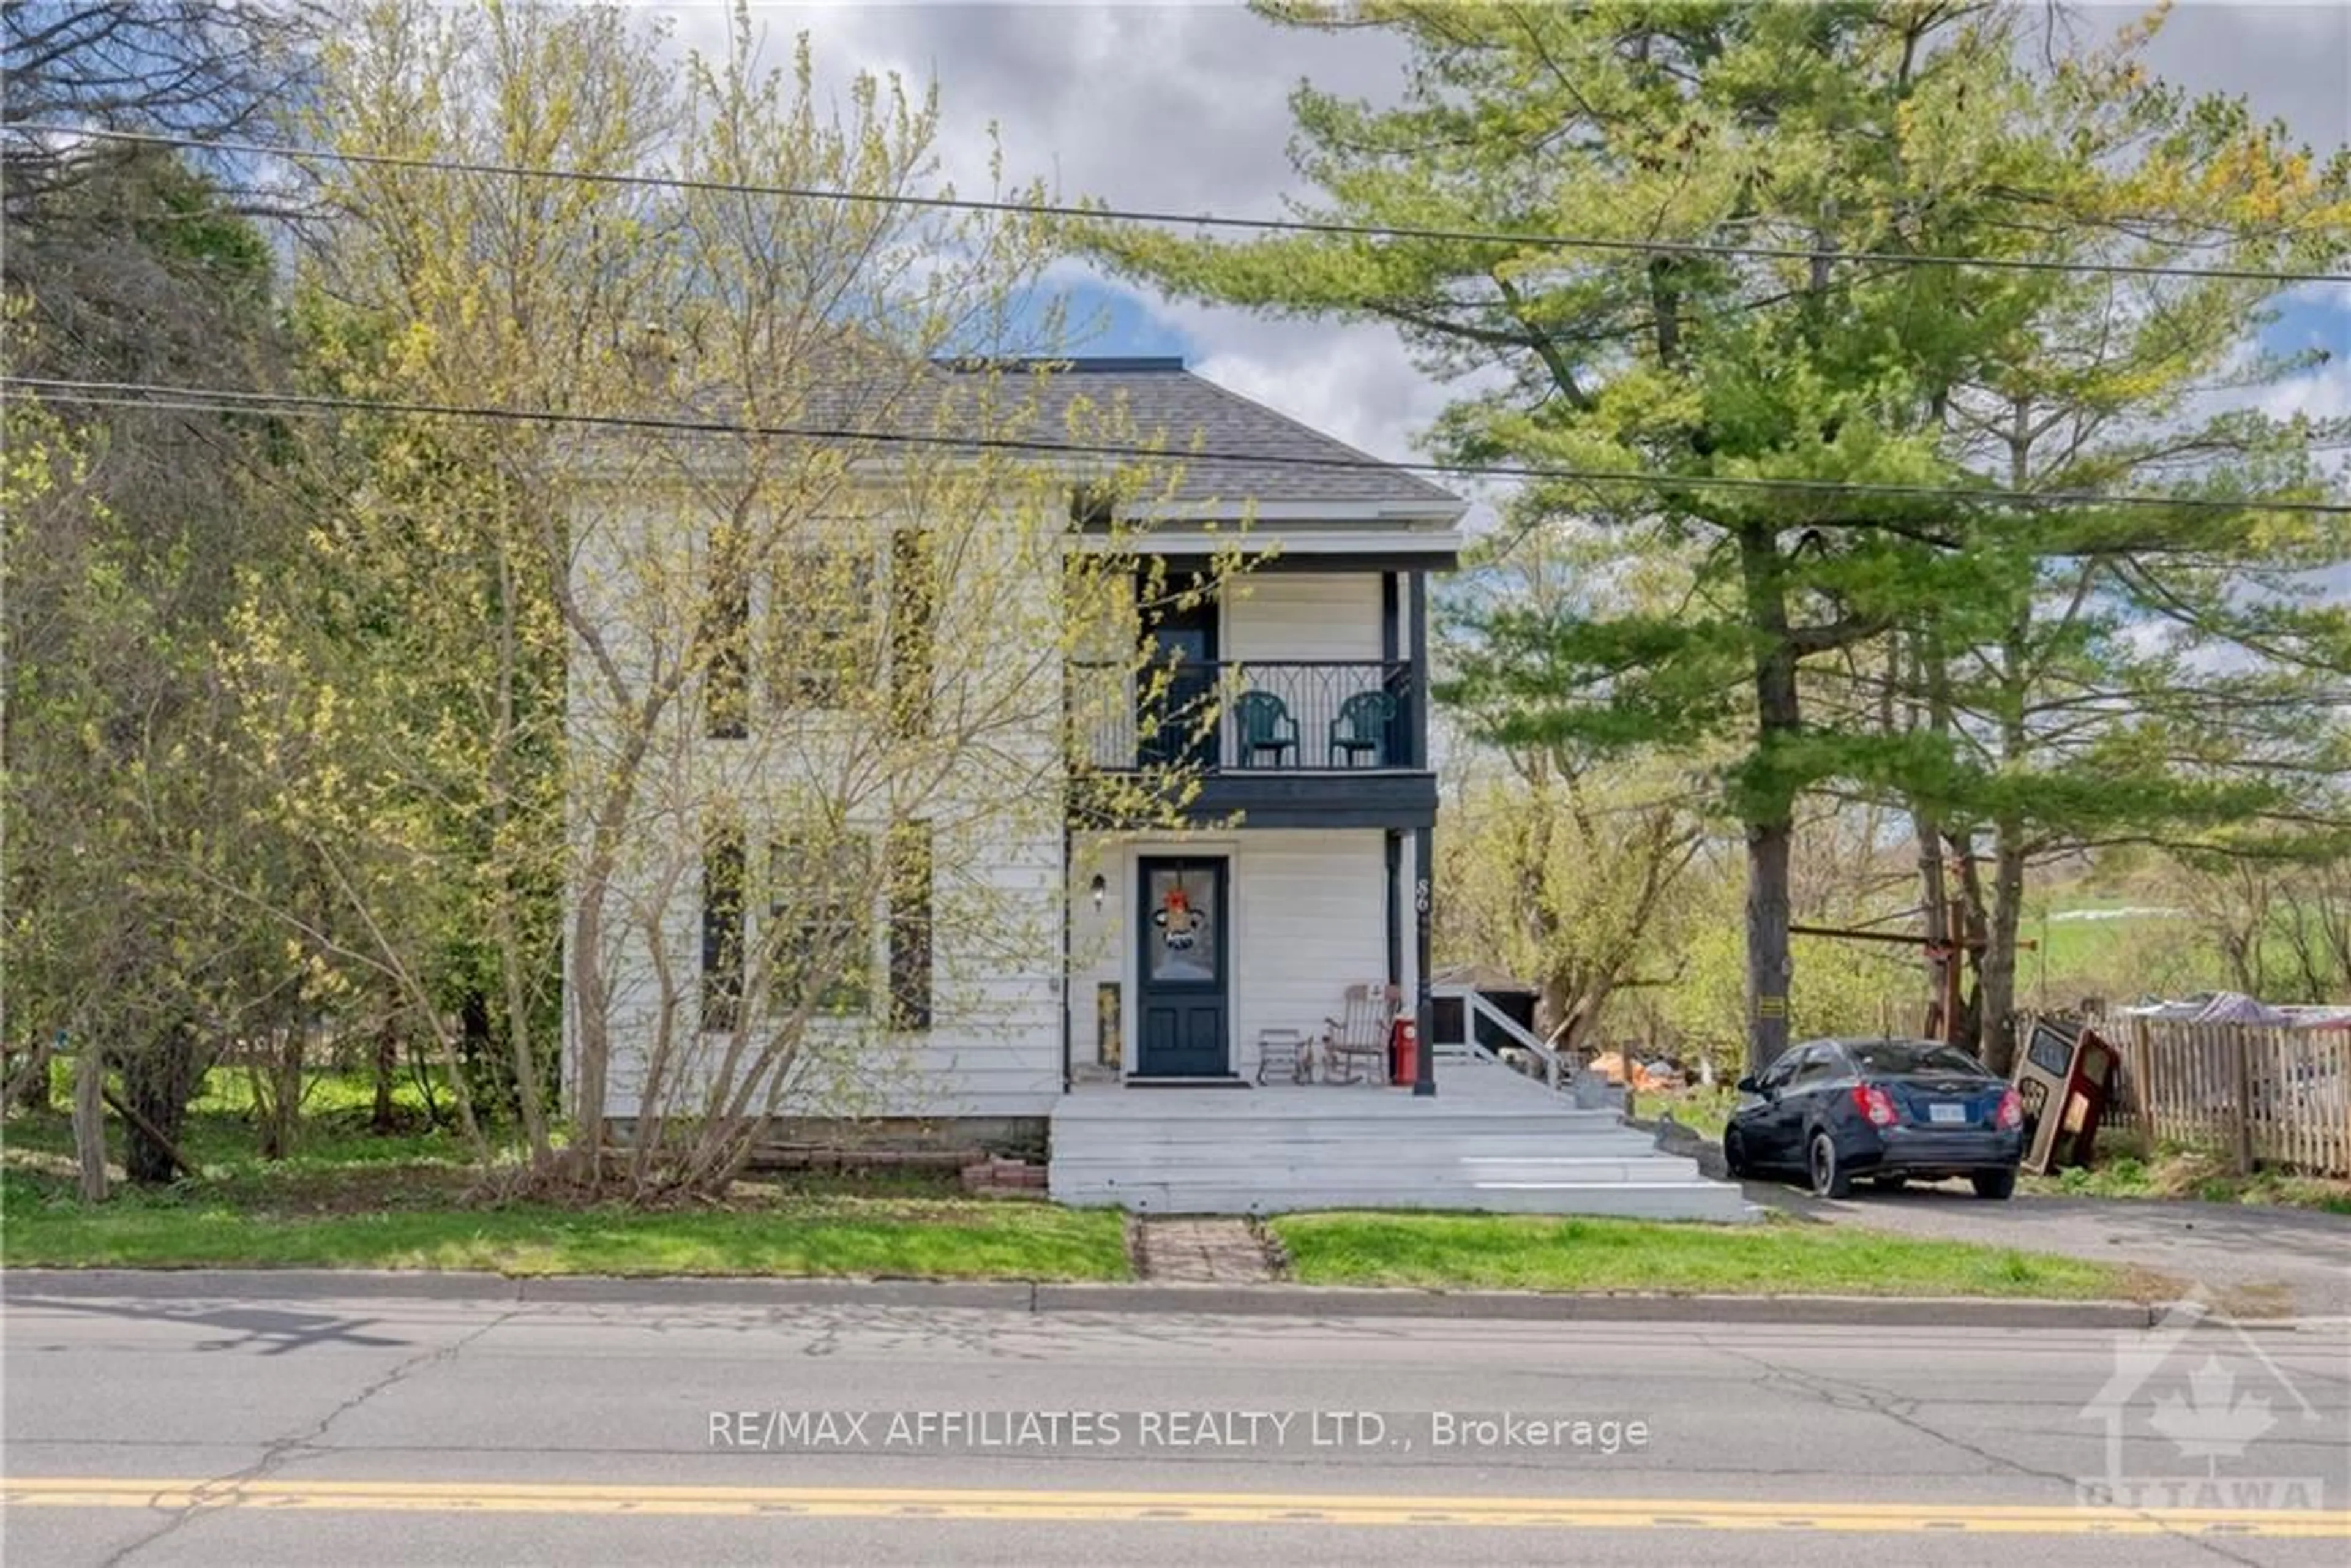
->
243;1;1231;1196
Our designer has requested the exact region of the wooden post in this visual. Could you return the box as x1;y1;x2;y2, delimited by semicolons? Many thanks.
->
2229;1026;2254;1176
2131;1016;2157;1152
2340;1035;2350;1179
72;1048;108;1203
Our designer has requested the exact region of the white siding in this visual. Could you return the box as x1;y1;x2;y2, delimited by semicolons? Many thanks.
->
1234;830;1391;1074
564;492;1073;1127
1070;828;1392;1081
1221;572;1384;663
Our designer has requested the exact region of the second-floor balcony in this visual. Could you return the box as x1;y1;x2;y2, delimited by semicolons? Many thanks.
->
1072;659;1425;776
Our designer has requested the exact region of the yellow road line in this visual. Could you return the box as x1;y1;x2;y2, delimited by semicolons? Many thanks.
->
4;1479;2347;1536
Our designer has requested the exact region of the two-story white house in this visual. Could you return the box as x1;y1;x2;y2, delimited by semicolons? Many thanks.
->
563;354;1739;1218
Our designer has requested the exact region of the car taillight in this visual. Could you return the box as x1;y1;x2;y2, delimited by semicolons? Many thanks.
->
1853;1084;1898;1127
1996;1088;2023;1130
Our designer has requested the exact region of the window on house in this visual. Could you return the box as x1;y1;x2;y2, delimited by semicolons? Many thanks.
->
767;831;876;1014
888;530;934;738
769;547;878;708
705;530;751;740
885;820;933;1031
701;826;746;1031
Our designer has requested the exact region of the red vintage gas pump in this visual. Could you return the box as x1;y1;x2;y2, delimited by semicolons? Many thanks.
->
1389;1015;1420;1087
2014;1018;2120;1174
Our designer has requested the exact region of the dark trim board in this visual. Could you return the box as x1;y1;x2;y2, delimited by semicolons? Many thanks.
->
1190;771;1439;829
1146;550;1461;577
1069;772;1439;831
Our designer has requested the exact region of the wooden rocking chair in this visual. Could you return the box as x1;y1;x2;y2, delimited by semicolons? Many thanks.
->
1322;982;1397;1085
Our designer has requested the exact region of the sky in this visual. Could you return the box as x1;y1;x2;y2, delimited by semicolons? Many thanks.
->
658;1;2351;482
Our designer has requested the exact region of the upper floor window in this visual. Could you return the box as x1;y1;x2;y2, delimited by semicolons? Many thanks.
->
770;547;879;709
705;530;932;737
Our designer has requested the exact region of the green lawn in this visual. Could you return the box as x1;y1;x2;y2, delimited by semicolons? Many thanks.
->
1;1072;1128;1281
1269;1212;2164;1300
0;1169;1130;1279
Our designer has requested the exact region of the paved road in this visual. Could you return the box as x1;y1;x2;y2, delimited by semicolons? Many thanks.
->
1741;1179;2351;1316
6;1280;2349;1566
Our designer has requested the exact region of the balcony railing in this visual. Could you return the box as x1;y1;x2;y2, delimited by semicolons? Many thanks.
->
1071;659;1422;774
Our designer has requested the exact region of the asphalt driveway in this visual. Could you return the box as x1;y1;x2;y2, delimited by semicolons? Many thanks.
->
1742;1179;2351;1318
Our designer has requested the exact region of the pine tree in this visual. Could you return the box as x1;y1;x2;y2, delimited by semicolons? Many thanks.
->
1089;1;2349;1067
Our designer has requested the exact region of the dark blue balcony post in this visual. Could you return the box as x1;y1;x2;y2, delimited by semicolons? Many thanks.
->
1414;822;1436;1097
1406;571;1428;771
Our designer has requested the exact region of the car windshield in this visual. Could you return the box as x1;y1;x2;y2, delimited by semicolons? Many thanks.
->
1845;1041;1989;1078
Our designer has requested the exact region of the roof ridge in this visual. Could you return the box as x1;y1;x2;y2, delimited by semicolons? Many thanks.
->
936;355;1186;373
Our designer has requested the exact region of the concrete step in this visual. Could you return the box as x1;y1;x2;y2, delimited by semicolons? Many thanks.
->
1048;1147;1692;1171
1049;1111;1632;1141
1049;1176;1751;1221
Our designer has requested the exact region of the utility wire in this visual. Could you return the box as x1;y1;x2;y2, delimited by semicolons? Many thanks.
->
10;373;2347;517
15;124;2349;288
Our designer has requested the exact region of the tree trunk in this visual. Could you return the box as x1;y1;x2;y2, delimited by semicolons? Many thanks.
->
1740;530;1799;1071
1911;627;1953;1040
372;1019;399;1133
119;1026;199;1185
1915;820;1950;1038
6;1035;55;1114
73;1048;108;1202
1745;816;1793;1070
1949;832;1989;1049
1979;824;2029;1075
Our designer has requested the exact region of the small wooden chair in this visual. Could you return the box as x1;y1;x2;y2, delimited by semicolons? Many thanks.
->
1322;982;1397;1085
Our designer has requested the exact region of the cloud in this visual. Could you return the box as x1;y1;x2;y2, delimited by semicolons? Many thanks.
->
650;2;2349;493
2139;1;2351;150
2262;358;2351;424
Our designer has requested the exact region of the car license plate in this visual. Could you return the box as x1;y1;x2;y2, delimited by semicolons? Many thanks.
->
1929;1102;1967;1125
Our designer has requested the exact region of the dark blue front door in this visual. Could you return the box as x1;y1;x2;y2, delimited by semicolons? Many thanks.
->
1135;858;1229;1078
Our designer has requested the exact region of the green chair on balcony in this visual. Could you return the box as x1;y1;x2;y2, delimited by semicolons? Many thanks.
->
1328;689;1398;768
1232;689;1299;768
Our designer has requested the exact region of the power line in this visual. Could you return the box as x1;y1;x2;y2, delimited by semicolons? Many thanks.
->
17;124;2349;288
10;373;2347;517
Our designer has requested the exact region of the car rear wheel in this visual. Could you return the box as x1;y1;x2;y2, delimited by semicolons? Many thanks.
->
1723;1127;1749;1178
1971;1168;2017;1201
1809;1131;1851;1199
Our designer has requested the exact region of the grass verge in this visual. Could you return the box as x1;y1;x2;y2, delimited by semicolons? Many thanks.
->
2027;1147;2351;1215
1269;1211;2168;1301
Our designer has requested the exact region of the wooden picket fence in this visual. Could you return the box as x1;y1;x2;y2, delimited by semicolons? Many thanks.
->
2089;1015;2351;1178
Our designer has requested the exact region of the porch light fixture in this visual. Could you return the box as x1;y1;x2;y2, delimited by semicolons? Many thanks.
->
1090;873;1107;910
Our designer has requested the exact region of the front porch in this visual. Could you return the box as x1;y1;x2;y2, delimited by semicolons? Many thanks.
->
1048;1049;1748;1220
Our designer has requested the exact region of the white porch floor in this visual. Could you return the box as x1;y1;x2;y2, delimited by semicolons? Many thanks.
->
1048;1051;1749;1220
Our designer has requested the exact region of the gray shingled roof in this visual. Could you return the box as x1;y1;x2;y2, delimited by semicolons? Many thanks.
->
647;352;1460;517
945;358;1461;514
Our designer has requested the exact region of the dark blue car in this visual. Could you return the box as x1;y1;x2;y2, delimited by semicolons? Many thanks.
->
1723;1037;2024;1199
